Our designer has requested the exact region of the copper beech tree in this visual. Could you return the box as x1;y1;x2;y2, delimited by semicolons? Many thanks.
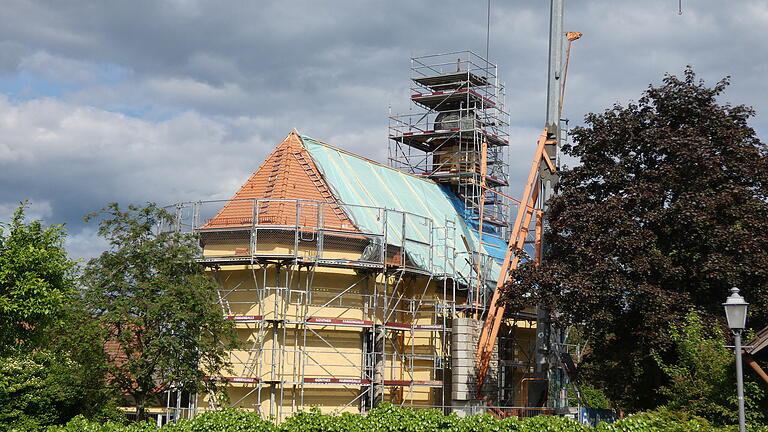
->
502;69;768;410
81;204;237;421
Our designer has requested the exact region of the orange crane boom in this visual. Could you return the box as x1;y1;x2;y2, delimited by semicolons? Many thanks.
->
474;25;581;395
475;129;553;392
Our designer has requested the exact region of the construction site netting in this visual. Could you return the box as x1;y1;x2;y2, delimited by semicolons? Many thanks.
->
302;136;501;284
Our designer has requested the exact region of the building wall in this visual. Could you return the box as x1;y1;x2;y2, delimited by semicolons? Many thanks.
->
197;236;455;421
194;234;536;421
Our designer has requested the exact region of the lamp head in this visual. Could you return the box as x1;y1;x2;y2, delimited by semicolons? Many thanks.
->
723;287;749;330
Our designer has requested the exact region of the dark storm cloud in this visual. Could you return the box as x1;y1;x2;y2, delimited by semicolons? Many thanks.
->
0;0;765;258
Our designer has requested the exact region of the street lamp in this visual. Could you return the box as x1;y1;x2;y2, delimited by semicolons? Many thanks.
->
723;287;749;432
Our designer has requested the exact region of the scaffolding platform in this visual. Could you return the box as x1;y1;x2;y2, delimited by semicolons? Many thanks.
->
412;71;489;90
385;322;446;331
206;376;260;385
303;378;372;386
225;315;263;323
304;317;374;328
389;129;509;152
411;88;496;110
419;170;509;188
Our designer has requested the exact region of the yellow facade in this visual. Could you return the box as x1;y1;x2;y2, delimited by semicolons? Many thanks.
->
196;234;456;421
172;197;541;422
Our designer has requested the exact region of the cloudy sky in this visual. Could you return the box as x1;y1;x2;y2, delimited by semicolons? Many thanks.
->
1;0;766;259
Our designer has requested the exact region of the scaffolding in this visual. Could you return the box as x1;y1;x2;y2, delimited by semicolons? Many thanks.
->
388;51;510;231
156;44;577;420
387;51;545;410
164;198;474;421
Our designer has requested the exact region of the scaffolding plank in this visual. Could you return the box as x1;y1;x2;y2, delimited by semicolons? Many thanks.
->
389;129;509;150
224;315;263;323
205;376;260;384
412;71;489;90
305;317;374;328
383;380;443;387
419;170;508;187
385;322;444;331
303;378;371;385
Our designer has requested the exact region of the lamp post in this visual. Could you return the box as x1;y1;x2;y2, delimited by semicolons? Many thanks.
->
723;287;749;432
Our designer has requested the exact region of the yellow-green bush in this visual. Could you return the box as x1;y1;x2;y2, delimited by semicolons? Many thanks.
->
44;405;768;432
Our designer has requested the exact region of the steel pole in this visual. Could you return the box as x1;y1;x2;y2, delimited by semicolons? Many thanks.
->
545;0;564;137
735;330;746;432
538;0;564;409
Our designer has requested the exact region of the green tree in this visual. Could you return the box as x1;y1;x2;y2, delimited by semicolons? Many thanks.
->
0;203;118;430
81;203;237;421
0;202;76;352
502;68;768;410
47;299;125;423
654;311;766;425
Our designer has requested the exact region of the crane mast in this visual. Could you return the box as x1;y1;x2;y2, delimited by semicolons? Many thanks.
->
475;0;577;409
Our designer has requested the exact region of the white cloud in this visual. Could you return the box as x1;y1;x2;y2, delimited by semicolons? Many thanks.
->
0;94;275;220
144;77;249;109
64;226;108;261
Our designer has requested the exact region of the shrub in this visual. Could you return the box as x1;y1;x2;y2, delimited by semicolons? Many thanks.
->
654;312;767;425
46;404;765;432
167;409;277;432
0;352;86;431
579;385;613;411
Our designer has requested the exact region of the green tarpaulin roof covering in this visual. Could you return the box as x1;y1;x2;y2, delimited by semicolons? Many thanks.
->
302;135;502;286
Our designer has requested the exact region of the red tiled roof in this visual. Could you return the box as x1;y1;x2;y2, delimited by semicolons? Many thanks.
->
201;131;356;231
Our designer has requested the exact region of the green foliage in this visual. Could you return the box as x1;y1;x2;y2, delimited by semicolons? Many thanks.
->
0;349;122;431
0;202;76;353
580;385;612;411
502;68;768;411
166;409;277;432
0;203;117;430
47;415;158;432
46;300;123;422
47;405;768;432
80;203;238;421
596;409;708;432
654;312;766;425
0;351;81;431
597;408;768;432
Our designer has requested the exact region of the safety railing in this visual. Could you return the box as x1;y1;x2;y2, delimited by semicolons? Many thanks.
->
164;199;465;279
389;108;508;138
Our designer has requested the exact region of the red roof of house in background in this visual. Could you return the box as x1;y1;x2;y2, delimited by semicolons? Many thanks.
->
201;131;356;231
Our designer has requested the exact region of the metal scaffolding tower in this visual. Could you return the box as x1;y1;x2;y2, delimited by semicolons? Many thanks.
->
388;51;511;231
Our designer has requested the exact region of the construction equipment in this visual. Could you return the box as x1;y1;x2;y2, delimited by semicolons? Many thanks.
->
475;0;581;401
475;129;553;392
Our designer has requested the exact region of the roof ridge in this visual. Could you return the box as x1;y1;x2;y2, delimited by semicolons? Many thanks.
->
300;135;438;185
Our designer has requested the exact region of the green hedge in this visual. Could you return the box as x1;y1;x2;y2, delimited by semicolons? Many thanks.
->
42;405;767;432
